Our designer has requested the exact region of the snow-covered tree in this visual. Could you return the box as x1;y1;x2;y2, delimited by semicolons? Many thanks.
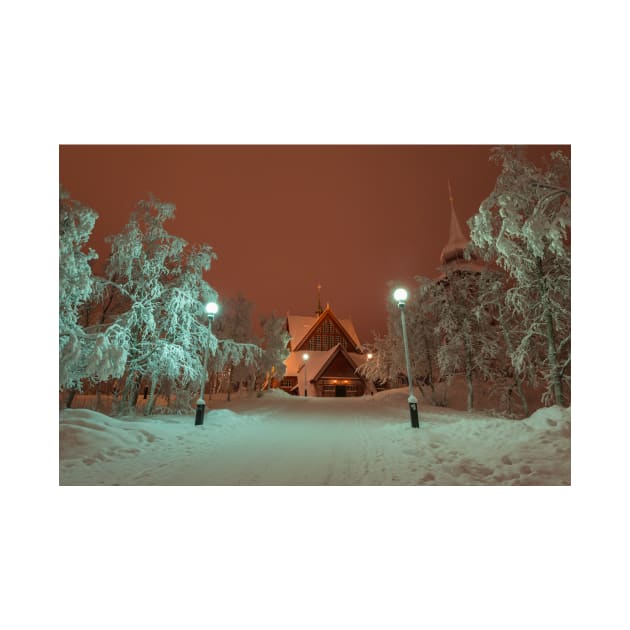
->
59;187;99;389
142;243;220;414
474;268;530;416
468;147;570;406
407;277;442;402
257;314;291;391
211;293;262;400
433;267;500;412
60;187;130;404
357;281;441;403
356;330;404;391
103;198;219;413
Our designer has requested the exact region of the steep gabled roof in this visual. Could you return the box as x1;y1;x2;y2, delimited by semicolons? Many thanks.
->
286;315;317;350
310;344;364;382
287;304;361;352
339;317;360;348
283;345;368;378
284;347;336;379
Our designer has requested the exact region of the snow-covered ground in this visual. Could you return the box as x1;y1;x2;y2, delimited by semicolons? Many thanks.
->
60;388;570;485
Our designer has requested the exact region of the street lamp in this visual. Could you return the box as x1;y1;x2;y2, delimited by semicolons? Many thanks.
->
195;300;219;426
394;288;420;428
302;353;309;396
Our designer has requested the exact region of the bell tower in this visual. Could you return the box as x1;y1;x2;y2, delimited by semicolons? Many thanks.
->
440;180;470;265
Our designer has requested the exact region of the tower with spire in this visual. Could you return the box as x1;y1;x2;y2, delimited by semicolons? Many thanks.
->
437;181;484;276
440;180;470;265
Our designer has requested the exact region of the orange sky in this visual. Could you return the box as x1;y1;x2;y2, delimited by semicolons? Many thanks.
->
59;145;569;342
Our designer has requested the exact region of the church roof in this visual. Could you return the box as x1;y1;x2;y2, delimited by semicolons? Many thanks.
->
286;305;361;351
286;315;317;350
283;344;367;378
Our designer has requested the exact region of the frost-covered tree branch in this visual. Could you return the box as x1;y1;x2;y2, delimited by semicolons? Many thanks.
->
468;146;570;407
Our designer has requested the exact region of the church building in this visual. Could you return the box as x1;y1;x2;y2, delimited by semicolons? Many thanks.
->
280;290;368;397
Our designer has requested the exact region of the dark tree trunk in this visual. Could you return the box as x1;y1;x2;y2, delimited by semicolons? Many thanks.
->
498;305;528;417
537;259;565;406
465;336;474;412
66;389;77;408
144;377;158;416
421;328;436;398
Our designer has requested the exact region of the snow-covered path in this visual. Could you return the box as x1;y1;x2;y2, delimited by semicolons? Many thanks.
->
60;390;570;485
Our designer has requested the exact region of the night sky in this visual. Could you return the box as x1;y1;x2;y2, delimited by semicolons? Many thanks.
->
59;145;567;342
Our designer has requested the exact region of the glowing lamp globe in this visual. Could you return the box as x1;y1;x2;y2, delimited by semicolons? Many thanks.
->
302;353;309;361
393;288;408;303
205;301;219;316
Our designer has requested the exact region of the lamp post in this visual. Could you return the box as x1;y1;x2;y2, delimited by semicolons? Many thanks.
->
394;288;419;428
195;300;219;426
302;353;309;396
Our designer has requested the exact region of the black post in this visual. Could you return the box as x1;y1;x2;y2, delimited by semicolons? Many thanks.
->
195;402;205;426
409;400;419;428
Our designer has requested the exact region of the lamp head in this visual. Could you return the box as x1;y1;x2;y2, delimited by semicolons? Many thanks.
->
205;301;219;317
393;288;408;306
302;353;309;361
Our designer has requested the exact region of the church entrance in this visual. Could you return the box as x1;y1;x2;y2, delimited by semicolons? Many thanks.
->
335;385;347;397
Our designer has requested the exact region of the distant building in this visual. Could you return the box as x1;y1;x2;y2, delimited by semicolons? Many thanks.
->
280;291;368;397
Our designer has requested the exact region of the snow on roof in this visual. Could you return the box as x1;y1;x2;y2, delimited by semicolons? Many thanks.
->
339;318;360;348
284;348;336;378
287;306;361;350
287;315;318;350
284;345;367;378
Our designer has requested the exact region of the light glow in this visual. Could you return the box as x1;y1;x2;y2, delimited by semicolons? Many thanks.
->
205;301;219;315
302;353;309;361
367;353;373;360
393;288;408;303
